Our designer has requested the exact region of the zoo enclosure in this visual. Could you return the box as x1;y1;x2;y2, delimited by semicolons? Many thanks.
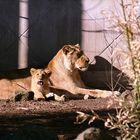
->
0;0;128;90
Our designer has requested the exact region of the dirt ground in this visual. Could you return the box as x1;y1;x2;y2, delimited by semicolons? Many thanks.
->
0;97;121;140
0;97;119;117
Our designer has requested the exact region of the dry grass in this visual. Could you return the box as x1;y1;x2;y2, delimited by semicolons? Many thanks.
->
102;0;140;139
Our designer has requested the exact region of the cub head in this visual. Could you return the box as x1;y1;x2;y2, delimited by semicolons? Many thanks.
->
62;44;90;71
30;68;51;87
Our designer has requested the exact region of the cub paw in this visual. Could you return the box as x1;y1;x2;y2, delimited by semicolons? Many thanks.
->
45;92;55;101
34;94;45;101
54;94;66;102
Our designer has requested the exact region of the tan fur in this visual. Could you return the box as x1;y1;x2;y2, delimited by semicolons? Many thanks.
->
0;44;119;100
0;77;31;100
46;44;119;98
0;68;51;100
30;68;51;100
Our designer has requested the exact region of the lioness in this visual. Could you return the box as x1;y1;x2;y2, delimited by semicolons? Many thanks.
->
46;44;119;98
0;44;119;100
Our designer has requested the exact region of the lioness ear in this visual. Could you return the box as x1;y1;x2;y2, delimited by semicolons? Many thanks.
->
30;68;36;75
62;45;73;55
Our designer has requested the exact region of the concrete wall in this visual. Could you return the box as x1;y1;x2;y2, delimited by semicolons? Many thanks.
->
0;1;19;70
0;0;126;71
0;0;130;91
81;0;124;69
0;0;81;70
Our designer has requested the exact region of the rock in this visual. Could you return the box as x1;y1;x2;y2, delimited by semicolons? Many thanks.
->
75;127;117;140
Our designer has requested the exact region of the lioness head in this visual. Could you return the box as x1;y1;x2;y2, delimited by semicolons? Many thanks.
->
62;44;90;71
30;68;51;88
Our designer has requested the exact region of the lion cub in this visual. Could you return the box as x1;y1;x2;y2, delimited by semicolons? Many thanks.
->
30;68;65;101
30;68;51;100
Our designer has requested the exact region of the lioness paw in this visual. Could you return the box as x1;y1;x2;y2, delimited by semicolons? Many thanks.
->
89;90;120;98
113;91;121;96
98;90;120;98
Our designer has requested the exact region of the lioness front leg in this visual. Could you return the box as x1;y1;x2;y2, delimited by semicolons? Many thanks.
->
75;87;120;98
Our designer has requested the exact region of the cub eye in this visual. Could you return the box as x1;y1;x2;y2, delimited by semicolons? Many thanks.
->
42;73;47;78
77;52;82;58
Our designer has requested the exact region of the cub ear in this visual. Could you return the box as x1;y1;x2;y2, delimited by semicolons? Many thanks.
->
44;69;52;76
30;68;36;75
75;44;80;48
62;45;73;55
